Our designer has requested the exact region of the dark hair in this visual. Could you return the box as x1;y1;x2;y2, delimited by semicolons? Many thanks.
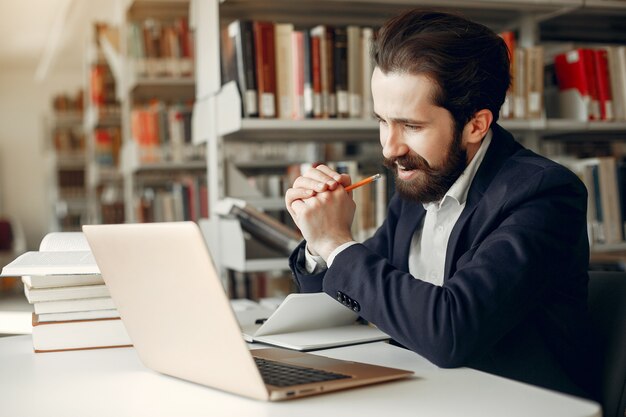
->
373;9;511;130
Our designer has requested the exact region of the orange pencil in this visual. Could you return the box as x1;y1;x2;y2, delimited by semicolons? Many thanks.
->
344;173;382;192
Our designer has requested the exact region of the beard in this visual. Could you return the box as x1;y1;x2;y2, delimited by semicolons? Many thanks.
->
383;129;467;204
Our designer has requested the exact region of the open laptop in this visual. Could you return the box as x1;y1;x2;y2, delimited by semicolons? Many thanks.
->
82;222;412;401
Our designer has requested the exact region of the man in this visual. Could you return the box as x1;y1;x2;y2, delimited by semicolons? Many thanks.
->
285;9;598;399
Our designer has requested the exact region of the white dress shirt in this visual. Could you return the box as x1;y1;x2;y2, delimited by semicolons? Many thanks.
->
305;129;493;286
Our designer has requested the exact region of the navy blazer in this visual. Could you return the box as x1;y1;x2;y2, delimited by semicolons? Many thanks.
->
290;123;598;399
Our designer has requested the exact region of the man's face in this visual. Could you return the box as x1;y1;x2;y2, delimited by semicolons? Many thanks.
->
371;68;468;204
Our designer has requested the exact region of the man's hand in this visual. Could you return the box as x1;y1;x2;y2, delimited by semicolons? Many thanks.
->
285;165;356;260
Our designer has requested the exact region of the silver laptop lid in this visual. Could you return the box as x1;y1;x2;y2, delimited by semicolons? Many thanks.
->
83;222;268;400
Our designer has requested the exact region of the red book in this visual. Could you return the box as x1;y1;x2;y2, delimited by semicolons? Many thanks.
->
593;49;614;121
253;21;277;118
581;48;600;120
554;49;597;121
311;36;322;118
291;31;305;120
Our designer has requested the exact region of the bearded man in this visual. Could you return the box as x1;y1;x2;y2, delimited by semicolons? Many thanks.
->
285;9;597;400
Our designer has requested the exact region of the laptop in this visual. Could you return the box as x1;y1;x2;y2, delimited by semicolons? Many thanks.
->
82;222;412;401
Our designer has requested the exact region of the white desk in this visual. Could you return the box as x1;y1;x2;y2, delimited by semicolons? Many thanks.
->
0;335;600;417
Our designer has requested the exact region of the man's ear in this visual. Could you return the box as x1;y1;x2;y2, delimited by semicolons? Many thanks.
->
463;109;493;145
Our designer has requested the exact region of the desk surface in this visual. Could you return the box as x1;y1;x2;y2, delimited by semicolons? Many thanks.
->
0;335;600;417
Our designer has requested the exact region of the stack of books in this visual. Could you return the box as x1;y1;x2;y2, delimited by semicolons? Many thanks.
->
1;232;131;353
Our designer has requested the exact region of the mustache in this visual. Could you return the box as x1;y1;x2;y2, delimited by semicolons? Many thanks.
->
383;154;436;175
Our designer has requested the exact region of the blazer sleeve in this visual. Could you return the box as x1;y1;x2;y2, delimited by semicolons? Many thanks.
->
318;166;589;368
289;194;403;293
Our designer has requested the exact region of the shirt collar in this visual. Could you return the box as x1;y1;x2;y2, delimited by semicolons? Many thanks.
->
423;128;493;210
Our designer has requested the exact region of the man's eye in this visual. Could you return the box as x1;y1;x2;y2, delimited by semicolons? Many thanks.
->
405;124;421;131
377;119;388;126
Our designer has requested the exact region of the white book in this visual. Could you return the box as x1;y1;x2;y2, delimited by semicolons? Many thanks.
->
37;309;120;323
33;297;117;315
275;23;295;119
1;232;98;277
24;284;110;303
240;293;389;351
32;315;131;352
361;27;374;119
22;274;104;289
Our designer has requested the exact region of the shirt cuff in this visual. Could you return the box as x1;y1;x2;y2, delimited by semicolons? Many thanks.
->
327;241;359;268
304;244;327;274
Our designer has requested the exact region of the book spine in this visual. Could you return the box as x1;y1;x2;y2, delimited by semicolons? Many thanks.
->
274;23;294;119
253;22;277;118
325;27;337;118
291;30;305;120
361;27;374;119
302;31;314;118
347;25;362;118
241;20;259;117
593;49;614;121
311;34;322;118
333;27;349;118
230;205;300;256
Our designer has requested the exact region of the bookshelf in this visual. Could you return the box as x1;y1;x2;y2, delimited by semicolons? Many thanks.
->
98;0;205;223
192;0;626;286
83;24;125;225
47;101;88;232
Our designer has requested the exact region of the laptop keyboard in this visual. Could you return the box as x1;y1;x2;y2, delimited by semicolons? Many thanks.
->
254;357;351;387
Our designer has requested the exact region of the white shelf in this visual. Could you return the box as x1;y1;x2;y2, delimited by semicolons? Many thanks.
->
87;164;123;188
51;112;84;129
126;0;190;20
121;141;206;175
215;218;291;273
584;0;626;10
84;106;121;130
55;153;87;168
126;71;195;99
217;0;584;29
591;242;626;253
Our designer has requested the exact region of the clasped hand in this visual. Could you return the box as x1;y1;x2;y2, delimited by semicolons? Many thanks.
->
285;164;356;260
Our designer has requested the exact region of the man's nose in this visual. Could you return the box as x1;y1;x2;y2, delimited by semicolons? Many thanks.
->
381;126;409;159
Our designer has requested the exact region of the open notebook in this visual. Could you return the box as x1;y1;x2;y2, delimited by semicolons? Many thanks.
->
240;292;389;351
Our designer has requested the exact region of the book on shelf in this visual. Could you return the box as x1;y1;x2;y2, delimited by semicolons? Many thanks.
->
554;45;626;122
135;173;207;223
361;27;374;119
240;292;389;351
499;31;516;119
215;197;302;256
275;23;295;119
333;26;349;118
292;30;306;120
525;46;544;119
227;20;258;117
606;46;626;121
31;314;131;353
253;21;277;118
556;155;625;246
593;48;614;121
127;17;193;78
347;25;363;119
223;19;377;121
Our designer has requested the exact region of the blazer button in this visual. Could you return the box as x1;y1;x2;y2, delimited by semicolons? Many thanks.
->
351;300;360;312
336;291;343;302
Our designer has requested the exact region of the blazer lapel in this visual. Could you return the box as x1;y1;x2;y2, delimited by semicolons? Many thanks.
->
443;124;522;279
394;201;425;271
